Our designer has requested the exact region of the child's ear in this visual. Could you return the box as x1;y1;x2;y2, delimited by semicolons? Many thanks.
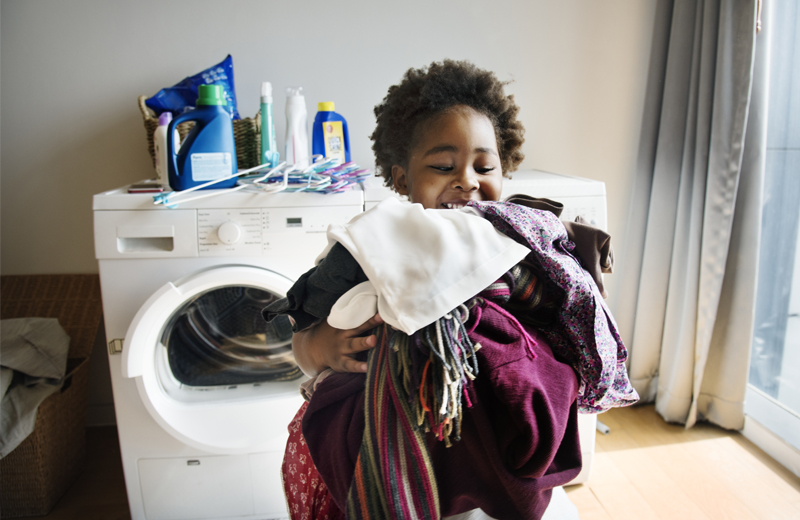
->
391;165;409;196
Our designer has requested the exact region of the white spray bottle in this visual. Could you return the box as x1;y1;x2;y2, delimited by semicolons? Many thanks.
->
285;87;309;168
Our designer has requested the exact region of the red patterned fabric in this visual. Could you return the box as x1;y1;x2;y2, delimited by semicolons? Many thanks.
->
283;402;345;520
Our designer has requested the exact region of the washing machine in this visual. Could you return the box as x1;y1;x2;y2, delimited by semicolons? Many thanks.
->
364;169;607;486
94;184;364;520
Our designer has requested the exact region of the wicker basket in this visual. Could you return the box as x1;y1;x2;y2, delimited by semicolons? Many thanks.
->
0;275;103;518
0;358;90;518
0;275;103;358
138;95;262;171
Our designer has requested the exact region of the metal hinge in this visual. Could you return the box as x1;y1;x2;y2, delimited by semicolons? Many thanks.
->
108;338;124;355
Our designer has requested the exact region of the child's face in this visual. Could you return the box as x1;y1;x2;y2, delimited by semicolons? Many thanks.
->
391;106;503;209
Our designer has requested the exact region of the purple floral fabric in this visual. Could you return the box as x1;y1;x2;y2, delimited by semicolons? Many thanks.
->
469;200;639;413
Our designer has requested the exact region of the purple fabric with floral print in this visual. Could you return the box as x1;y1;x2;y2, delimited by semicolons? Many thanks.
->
469;200;639;413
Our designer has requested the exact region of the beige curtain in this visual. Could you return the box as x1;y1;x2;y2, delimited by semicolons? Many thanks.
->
610;0;768;429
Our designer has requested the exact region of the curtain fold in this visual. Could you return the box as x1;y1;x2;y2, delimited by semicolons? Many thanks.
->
615;0;766;429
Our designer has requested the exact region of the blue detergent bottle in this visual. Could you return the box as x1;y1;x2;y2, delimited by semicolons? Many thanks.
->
167;84;238;191
312;102;350;163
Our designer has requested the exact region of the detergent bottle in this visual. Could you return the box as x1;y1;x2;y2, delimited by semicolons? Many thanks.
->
312;102;350;163
167;84;238;191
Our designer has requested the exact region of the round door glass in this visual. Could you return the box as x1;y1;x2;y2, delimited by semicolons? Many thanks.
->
161;285;302;387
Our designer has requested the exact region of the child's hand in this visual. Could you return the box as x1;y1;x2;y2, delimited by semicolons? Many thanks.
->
291;313;383;377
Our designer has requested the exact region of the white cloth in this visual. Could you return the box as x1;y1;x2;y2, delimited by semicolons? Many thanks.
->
327;281;380;331
324;198;531;335
1;318;70;457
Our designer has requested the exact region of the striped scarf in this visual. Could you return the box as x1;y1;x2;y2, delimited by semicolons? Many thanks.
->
483;262;559;328
345;263;554;520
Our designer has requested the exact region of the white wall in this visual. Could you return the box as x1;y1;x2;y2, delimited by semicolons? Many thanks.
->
1;0;657;285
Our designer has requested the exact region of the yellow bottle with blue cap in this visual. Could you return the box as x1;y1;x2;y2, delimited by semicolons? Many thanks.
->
312;102;350;163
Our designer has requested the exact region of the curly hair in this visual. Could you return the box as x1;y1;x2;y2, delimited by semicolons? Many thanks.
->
371;60;525;187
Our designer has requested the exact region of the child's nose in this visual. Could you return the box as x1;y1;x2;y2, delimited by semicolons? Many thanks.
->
453;168;479;191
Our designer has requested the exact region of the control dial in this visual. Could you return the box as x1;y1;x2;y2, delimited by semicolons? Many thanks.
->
217;221;242;245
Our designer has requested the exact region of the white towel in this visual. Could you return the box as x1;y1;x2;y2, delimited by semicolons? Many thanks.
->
325;198;530;334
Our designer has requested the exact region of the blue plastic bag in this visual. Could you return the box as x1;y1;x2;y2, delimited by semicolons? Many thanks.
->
145;55;241;120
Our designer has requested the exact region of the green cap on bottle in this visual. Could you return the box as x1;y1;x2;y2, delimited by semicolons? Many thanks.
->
196;84;228;106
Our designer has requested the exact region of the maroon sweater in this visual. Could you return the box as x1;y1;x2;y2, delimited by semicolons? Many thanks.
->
302;302;582;520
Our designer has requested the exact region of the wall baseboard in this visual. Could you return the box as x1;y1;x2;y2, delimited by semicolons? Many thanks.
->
86;404;117;427
742;414;800;479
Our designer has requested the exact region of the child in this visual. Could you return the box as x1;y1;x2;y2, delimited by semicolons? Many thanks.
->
265;60;637;520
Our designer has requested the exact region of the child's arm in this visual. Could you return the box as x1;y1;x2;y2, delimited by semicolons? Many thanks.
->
291;313;383;377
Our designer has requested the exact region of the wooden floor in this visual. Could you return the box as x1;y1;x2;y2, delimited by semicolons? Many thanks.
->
25;404;800;520
565;405;800;520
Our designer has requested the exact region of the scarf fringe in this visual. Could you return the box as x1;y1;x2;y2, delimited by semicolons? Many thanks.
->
402;304;480;447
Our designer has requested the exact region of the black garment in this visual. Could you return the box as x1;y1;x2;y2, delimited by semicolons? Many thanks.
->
262;242;367;332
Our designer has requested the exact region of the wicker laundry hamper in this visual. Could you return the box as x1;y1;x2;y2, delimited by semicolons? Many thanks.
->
0;275;103;518
138;95;262;171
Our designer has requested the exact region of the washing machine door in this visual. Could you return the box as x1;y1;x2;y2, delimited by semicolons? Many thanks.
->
122;265;306;454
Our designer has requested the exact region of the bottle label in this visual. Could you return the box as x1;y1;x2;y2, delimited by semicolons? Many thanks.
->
191;153;233;181
323;121;346;162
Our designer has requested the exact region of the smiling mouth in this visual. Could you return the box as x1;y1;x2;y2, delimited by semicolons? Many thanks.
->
442;202;468;209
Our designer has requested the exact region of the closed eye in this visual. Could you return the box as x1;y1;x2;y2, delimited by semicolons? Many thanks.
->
475;167;495;174
430;165;454;172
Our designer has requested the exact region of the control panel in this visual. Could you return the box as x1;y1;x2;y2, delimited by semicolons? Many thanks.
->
198;209;262;255
197;206;360;257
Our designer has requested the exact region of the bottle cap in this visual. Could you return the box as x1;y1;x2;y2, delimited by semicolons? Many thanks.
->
261;82;273;98
158;112;173;126
286;86;304;97
318;102;335;112
196;84;227;106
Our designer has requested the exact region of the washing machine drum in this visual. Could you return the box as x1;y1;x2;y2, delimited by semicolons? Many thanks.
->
164;286;301;386
122;266;307;454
